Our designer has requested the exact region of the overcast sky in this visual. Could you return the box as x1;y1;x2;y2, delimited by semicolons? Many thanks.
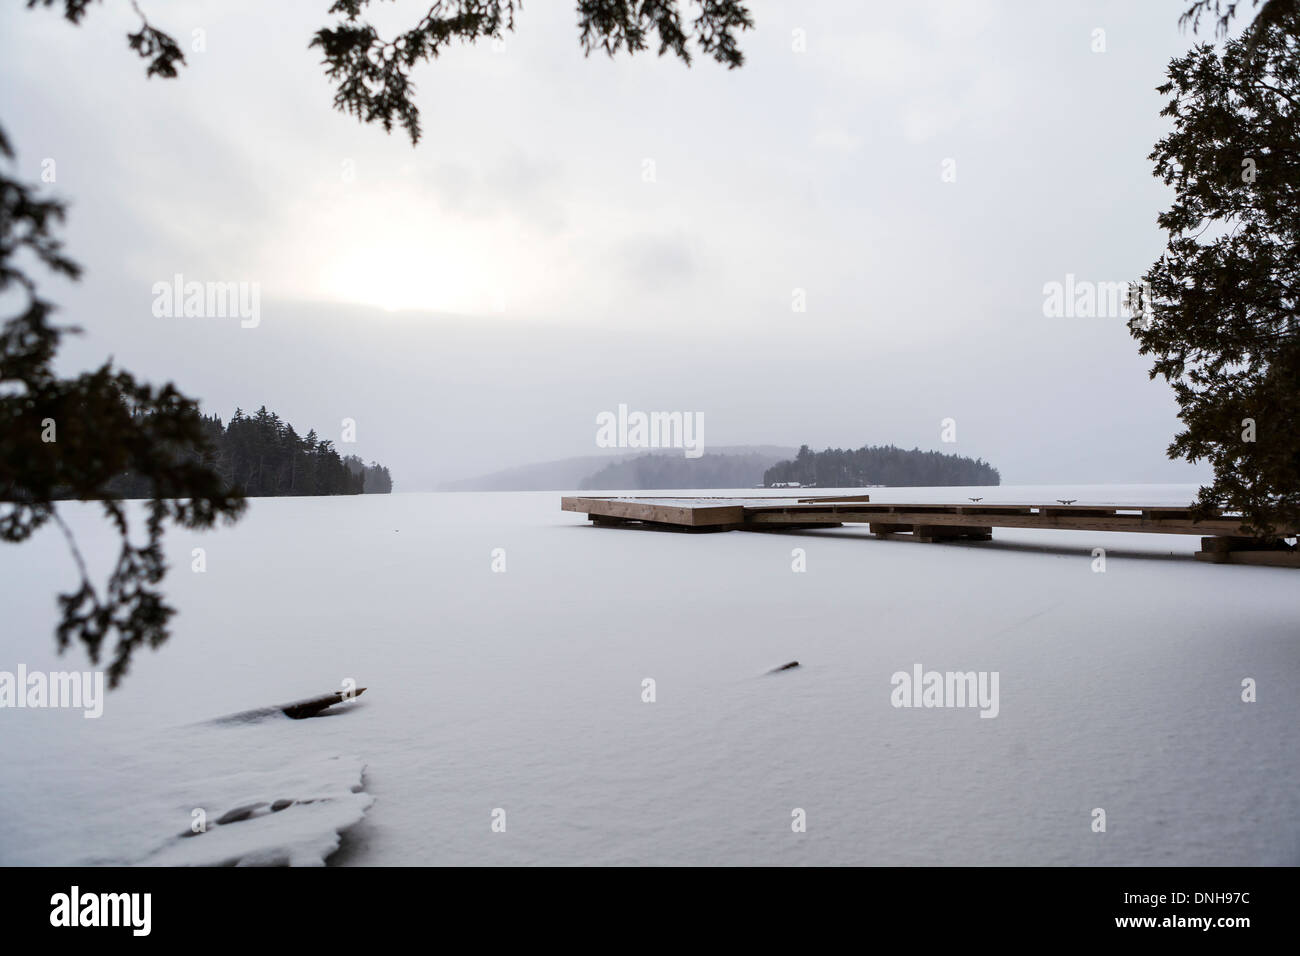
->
0;0;1218;488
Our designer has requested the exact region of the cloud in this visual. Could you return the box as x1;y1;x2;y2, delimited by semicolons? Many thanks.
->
612;233;697;290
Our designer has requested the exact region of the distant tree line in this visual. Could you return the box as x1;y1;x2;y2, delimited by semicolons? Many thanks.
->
763;444;1000;488
106;406;393;498
344;454;394;494
579;452;779;490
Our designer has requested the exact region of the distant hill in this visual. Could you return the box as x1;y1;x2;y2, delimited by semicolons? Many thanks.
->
440;446;796;492
579;450;792;491
764;444;1000;488
437;453;640;492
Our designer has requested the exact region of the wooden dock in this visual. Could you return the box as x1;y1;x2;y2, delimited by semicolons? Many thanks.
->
560;495;1300;567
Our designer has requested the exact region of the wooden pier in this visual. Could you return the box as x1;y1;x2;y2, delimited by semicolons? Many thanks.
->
561;495;1300;567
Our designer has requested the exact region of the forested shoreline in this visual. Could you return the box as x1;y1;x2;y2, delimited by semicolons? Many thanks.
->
763;444;1000;488
104;406;393;498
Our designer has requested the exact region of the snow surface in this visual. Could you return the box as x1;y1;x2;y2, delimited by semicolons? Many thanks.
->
0;485;1296;865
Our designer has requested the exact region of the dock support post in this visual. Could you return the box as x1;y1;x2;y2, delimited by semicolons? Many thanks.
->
869;522;913;536
913;525;993;543
1194;536;1299;567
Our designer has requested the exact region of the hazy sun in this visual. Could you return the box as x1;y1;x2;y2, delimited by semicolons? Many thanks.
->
296;192;509;316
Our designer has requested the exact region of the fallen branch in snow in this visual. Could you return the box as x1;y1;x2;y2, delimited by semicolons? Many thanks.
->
280;688;367;720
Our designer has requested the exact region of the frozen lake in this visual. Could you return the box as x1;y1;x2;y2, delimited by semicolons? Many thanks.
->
0;485;1296;865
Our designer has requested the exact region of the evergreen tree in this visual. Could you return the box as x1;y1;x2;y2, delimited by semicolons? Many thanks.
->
1133;2;1300;534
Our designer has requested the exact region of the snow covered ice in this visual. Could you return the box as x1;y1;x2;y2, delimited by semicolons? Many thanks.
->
0;485;1296;865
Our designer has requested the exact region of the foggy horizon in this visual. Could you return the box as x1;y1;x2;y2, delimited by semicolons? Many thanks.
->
1;0;1214;490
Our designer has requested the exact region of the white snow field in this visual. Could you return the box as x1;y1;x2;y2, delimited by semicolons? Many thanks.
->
0;485;1296;866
